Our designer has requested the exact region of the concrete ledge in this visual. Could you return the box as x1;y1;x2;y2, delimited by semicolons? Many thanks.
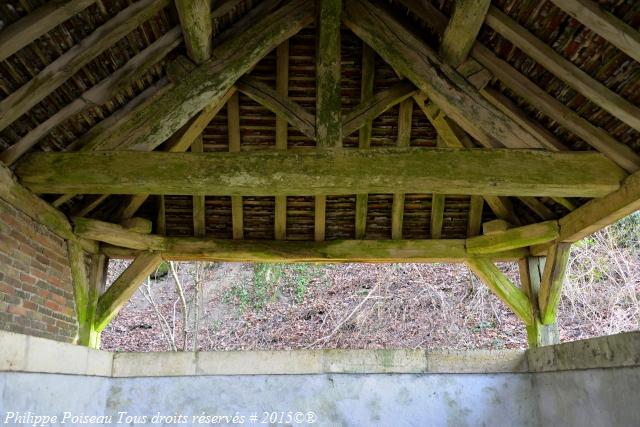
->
528;331;640;372
3;330;640;377
0;330;112;376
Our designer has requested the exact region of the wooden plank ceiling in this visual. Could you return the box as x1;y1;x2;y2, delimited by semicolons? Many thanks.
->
0;0;639;248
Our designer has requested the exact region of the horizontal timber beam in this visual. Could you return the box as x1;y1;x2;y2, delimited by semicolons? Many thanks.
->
81;218;529;262
16;149;626;198
466;220;559;255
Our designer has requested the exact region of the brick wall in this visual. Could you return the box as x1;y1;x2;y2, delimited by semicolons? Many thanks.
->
0;198;77;342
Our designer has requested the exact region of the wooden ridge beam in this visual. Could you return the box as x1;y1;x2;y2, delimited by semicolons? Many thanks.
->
548;0;640;65
440;0;491;67
237;76;316;141
467;258;534;325
343;81;418;137
316;0;342;148
0;27;182;165
343;0;543;150
0;0;171;133
467;220;559;254
485;6;640;133
0;0;97;62
175;0;212;64
557;169;640;243
538;243;572;325
95;251;162;331
17;149;626;198
81;0;314;153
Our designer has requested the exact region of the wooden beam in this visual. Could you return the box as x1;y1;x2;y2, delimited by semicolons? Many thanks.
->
355;44;376;239
430;194;445;239
391;98;414;240
81;0;314;153
467;195;484;237
80;217;528;261
67;240;91;345
0;0;170;133
519;257;559;347
237;76;316;141
343;81;417;137
549;0;640;64
484;195;521;225
227;91;244;240
85;253;107;348
274;41;290;241
157;196;166;235
95;251;162;331
18;149;626;198
191;136;206;237
558;169;640;242
0;0;96;62
538;242;572;325
398;0;640;173
316;0;343;148
440;0;491;67
467;258;534;325
120;217;153;234
175;0;212;64
343;0;543;150
518;196;555;221
467;220;559;254
0;27;182;165
109;87;236;220
315;196;327;241
485;6;640;133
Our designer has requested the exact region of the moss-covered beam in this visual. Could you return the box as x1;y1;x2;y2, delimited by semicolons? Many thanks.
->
466;220;559;255
95;251;162;332
440;0;491;67
467;258;534;325
17;149;625;198
343;0;542;149
0;0;170;133
316;0;342;148
538;243;572;325
175;0;212;64
79;0;313;153
519;257;559;347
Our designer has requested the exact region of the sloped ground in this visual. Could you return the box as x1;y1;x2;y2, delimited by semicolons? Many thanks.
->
101;215;640;352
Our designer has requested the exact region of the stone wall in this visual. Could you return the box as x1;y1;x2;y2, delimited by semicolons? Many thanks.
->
0;198;77;342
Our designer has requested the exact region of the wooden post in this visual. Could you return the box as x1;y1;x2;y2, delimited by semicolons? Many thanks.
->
192;135;206;237
519;257;559;347
274;41;290;240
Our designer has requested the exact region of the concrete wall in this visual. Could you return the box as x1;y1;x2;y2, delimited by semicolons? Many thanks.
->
0;198;77;342
1;331;639;426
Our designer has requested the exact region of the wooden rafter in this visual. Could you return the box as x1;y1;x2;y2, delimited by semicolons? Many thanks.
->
0;0;170;133
237;76;316;141
175;0;212;64
0;0;97;62
440;0;491;67
548;0;640;65
343;81;417;137
343;0;543;150
17;149;625;198
80;0;313;153
485;7;640;133
0;27;182;165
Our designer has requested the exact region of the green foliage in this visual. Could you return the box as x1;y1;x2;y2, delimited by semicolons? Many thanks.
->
150;261;169;280
224;263;323;313
607;211;640;250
